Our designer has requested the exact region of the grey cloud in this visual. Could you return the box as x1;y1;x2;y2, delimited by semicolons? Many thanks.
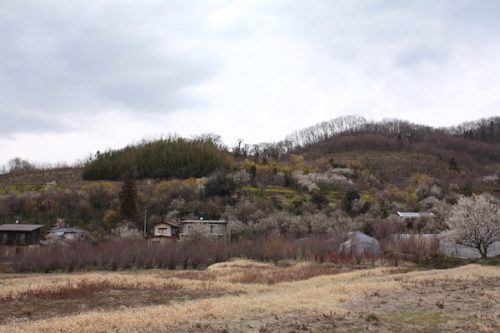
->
393;46;449;69
1;0;500;142
279;0;500;68
0;1;220;135
0;109;64;135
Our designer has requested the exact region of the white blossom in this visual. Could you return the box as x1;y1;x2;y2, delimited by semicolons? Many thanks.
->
446;194;500;257
292;170;353;192
483;174;499;184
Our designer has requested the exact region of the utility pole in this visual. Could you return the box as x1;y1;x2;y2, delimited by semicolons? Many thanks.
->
143;209;148;238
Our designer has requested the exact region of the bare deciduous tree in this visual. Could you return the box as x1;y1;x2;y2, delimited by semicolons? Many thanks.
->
446;194;500;258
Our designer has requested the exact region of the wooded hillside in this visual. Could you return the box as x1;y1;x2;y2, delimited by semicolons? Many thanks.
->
82;138;232;180
1;116;499;236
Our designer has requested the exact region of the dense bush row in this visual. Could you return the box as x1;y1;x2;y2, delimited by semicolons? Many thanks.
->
9;234;441;273
10;236;304;273
82;138;232;180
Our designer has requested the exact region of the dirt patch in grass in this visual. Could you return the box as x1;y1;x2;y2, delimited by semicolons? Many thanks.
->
382;310;445;328
336;273;500;332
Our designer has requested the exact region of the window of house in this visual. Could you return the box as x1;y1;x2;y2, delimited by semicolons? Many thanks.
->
158;228;167;235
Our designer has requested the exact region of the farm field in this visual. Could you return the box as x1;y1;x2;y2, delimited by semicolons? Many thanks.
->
0;260;499;333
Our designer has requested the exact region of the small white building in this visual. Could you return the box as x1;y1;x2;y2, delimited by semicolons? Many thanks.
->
397;212;435;219
397;212;435;229
180;219;229;241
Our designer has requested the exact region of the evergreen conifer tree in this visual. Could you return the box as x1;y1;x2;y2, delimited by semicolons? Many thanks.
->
119;172;137;220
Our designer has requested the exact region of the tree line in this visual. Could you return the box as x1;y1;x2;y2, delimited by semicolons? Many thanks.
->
229;115;500;162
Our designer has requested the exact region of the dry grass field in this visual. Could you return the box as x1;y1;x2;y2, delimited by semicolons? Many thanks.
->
0;260;499;332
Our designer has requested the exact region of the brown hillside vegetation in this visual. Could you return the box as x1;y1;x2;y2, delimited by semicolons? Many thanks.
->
0;261;498;332
298;132;500;177
0;167;82;188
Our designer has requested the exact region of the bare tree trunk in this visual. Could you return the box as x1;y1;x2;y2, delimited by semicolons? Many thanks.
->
477;244;488;258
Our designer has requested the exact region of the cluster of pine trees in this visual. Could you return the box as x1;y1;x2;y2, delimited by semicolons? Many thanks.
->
82;138;232;180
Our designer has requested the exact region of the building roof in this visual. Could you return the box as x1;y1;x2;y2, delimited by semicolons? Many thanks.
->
155;221;180;227
397;212;434;218
0;224;44;232
49;227;86;234
181;219;227;224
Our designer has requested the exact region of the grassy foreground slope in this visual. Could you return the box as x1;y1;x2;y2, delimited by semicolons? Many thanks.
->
0;261;498;332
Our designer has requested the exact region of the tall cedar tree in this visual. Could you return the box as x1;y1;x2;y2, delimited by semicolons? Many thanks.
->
119;177;137;220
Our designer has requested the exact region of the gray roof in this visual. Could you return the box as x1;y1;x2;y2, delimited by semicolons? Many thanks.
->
181;220;227;224
397;212;434;218
0;224;44;232
49;227;86;234
155;221;180;227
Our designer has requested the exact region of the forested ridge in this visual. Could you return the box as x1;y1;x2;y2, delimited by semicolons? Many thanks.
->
82;137;232;180
233;115;500;162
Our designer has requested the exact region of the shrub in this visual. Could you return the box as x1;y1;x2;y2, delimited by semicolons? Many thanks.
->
203;174;238;197
10;237;299;273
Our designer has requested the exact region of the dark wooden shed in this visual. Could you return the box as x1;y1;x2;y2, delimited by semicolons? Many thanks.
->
0;224;44;245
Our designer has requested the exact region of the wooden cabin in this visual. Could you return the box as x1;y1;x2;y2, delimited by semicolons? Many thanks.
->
152;221;180;239
0;224;44;245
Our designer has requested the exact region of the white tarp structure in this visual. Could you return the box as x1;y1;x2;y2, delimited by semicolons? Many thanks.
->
339;231;380;256
439;240;500;258
394;232;500;258
438;230;500;258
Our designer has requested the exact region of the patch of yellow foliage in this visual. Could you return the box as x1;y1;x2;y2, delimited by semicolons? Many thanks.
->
155;178;199;192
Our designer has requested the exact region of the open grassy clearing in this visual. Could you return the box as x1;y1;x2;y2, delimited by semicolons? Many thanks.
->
0;261;498;332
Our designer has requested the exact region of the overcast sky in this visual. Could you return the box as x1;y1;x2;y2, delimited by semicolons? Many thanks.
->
1;0;500;165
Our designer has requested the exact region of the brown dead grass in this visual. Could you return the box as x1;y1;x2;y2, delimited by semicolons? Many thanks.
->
171;260;347;285
0;262;498;332
0;269;270;301
0;278;182;301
